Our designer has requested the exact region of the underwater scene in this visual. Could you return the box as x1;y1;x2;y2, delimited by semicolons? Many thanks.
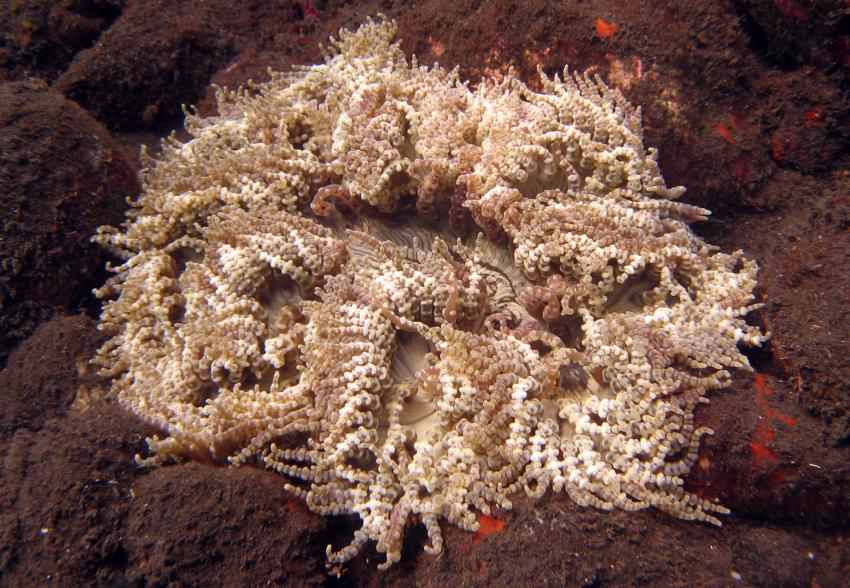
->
1;1;849;586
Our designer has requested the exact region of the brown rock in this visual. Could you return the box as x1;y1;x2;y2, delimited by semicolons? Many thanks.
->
53;0;302;131
0;79;137;364
0;0;124;81
0;314;105;440
0;402;150;585
123;464;327;586
733;527;817;588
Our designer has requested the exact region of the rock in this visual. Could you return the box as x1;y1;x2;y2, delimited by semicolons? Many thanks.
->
123;464;327;586
0;80;137;363
0;314;105;440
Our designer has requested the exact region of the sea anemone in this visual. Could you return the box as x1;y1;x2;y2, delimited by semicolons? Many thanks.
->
93;16;766;569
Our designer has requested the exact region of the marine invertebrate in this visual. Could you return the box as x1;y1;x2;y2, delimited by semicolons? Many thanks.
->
93;16;766;569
